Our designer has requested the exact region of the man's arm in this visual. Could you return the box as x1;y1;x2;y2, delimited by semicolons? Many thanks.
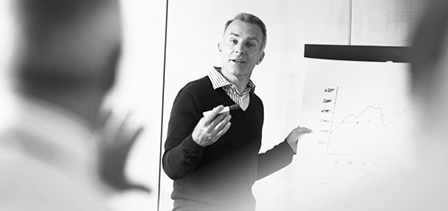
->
257;126;312;180
162;91;203;180
162;90;231;180
257;141;295;180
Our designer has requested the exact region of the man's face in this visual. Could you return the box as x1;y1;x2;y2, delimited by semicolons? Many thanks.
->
220;20;265;80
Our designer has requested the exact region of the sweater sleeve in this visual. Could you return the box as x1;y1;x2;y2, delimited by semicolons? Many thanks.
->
162;90;204;180
256;140;295;180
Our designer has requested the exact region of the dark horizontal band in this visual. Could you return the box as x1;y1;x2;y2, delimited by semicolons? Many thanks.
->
304;44;412;63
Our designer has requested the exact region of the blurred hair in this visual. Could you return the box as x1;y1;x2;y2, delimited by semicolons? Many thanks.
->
15;0;108;30
224;13;267;50
13;0;121;93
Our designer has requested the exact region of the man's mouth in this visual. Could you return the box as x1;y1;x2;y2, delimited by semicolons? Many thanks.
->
230;59;246;63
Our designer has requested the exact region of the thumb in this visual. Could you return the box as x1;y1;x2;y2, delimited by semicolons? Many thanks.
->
202;105;225;122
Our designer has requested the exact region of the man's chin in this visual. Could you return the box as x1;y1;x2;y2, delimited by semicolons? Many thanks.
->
229;63;248;71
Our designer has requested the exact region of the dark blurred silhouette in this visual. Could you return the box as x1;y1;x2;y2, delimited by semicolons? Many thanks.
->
0;0;148;210
405;0;448;208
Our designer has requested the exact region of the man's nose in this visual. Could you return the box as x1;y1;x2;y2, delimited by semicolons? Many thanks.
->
234;44;245;55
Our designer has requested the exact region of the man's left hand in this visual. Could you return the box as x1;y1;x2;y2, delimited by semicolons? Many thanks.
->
286;126;312;154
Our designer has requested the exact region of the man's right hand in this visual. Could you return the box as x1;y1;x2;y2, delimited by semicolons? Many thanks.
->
192;105;232;147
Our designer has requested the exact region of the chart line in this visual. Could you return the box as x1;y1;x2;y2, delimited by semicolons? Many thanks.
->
330;103;412;133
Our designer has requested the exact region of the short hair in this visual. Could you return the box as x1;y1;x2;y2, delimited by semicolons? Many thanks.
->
15;0;111;47
223;13;267;50
410;0;448;93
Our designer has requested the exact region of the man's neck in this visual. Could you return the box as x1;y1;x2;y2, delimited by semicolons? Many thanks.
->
220;68;251;94
19;87;105;130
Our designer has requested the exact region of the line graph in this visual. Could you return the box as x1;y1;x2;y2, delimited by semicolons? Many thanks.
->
285;59;416;211
322;88;413;159
331;104;412;132
299;60;415;162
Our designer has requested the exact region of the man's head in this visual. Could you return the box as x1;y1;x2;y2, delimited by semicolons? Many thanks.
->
218;13;266;81
223;13;267;51
411;0;448;96
13;0;122;97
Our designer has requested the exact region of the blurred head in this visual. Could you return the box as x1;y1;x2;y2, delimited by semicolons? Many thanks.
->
410;0;448;131
12;0;122;97
219;13;266;80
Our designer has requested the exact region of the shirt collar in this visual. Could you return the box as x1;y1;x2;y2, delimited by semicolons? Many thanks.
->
208;67;256;92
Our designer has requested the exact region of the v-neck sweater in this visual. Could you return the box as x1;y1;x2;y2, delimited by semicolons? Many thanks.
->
163;76;295;211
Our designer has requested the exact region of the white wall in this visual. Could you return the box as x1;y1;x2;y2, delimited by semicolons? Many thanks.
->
351;0;425;46
106;1;166;210
0;0;16;131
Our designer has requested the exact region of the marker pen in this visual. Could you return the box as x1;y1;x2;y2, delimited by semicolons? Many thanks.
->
202;104;239;117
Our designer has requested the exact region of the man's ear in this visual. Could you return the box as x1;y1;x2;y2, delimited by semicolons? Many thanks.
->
256;52;265;65
218;43;222;52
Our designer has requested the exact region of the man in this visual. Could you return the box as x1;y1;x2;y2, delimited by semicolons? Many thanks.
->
0;1;146;210
163;13;311;211
404;0;448;208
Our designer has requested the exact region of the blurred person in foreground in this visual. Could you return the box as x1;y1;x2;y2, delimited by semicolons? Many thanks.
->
329;1;448;210
162;13;311;211
0;0;148;210
404;0;448;208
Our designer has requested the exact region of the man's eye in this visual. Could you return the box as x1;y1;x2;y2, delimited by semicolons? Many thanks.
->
229;39;237;44
247;42;256;48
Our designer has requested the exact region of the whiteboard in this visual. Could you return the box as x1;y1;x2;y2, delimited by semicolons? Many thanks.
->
276;59;416;210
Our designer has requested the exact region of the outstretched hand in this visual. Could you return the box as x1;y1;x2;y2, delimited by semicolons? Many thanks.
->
97;111;150;193
286;126;312;154
192;105;232;147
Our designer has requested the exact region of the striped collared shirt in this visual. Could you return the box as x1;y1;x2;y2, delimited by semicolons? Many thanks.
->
208;67;255;111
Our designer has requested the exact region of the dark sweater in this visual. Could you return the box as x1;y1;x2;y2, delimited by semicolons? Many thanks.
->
162;76;295;211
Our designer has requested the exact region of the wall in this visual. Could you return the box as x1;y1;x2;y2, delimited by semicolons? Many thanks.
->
0;0;16;130
351;0;425;46
105;1;166;210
